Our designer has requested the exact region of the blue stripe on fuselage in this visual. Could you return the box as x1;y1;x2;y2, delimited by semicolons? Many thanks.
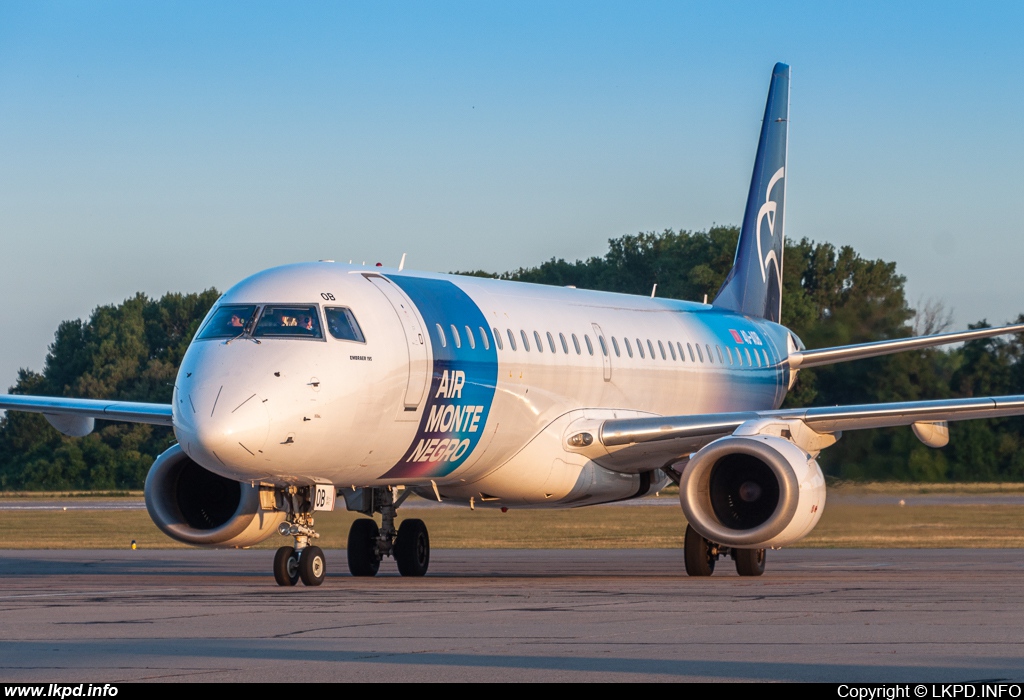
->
381;276;498;479
659;300;786;408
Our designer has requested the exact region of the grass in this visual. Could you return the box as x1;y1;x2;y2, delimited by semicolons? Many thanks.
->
3;483;1024;549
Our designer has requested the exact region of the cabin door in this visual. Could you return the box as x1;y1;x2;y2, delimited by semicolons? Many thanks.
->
364;274;430;420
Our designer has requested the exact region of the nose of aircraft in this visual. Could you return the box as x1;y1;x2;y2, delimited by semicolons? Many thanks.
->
174;381;271;473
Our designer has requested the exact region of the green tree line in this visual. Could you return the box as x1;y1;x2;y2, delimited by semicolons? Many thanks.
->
2;226;1022;489
0;290;219;490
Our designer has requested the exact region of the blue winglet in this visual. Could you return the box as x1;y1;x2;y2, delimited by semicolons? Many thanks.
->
713;62;790;323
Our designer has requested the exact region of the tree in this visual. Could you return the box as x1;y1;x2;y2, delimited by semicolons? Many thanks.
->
0;290;219;491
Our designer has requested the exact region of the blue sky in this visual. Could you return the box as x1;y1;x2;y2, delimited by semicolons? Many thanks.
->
1;1;1022;391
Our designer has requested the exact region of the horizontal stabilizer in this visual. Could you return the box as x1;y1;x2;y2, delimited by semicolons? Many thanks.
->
789;322;1024;369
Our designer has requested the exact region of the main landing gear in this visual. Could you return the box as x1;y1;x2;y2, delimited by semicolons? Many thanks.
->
346;486;430;577
274;487;327;587
684;524;766;577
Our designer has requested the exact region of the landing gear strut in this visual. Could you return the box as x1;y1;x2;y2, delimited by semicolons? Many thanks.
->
346;486;430;577
684;524;766;577
273;486;327;586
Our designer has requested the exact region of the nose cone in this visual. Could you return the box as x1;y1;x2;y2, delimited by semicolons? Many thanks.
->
174;382;270;473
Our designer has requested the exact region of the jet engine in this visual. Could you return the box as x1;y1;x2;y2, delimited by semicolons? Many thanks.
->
679;434;825;549
144;444;286;548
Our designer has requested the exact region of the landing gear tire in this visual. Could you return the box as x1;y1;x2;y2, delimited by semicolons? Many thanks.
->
735;548;766;577
273;546;299;586
684;524;716;576
394;519;430;577
298;545;326;586
347;518;381;577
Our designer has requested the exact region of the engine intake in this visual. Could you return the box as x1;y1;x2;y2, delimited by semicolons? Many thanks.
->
144;444;286;548
680;435;825;548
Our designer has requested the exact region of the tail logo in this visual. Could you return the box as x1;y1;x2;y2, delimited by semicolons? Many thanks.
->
756;167;785;282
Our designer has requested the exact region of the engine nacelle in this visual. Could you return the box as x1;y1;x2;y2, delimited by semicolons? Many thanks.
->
144;444;286;548
679;435;825;548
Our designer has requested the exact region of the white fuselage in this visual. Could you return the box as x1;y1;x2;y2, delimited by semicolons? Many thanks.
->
172;262;792;507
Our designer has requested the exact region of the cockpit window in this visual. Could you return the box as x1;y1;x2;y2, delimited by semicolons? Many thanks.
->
196;305;259;340
325;307;365;343
252;305;323;339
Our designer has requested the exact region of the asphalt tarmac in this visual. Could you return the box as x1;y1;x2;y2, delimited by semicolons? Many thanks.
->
1;548;1023;683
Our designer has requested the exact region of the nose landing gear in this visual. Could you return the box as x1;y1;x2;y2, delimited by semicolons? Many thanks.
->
346;486;430;577
274;489;327;587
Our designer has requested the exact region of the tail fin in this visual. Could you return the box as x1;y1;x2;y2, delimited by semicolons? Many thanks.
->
713;62;790;323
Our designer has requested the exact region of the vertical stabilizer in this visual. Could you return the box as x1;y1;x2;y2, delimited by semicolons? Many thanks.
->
712;63;790;323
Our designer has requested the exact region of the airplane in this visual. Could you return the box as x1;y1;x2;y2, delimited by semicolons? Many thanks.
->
3;62;1024;586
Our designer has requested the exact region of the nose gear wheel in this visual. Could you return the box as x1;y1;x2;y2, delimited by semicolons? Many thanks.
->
273;546;299;586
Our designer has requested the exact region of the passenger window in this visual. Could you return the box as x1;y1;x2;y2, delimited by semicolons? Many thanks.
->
325;307;366;343
636;339;645;359
465;326;475;350
252;305;324;339
716;345;724;364
436;324;447;347
687;343;695;362
726;346;734;365
491;328;501;350
624;337;634;358
585;335;594;355
507;329;517;351
647;339;656;359
658;340;667;360
754;349;761;367
706;344;714;363
763;349;770;366
598;335;608;356
519;330;530;351
450;325;461;349
696;344;704;362
547;332;556;353
572;334;581;354
559;333;569;354
479;327;490;350
669;341;677;361
611;336;621;357
534;330;543;353
745;347;753;365
677;342;685;361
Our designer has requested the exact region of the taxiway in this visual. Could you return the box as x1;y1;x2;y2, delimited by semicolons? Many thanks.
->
0;548;1022;682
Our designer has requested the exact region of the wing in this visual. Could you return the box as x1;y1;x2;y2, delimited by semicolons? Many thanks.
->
0;395;173;437
567;395;1024;475
601;395;1024;447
